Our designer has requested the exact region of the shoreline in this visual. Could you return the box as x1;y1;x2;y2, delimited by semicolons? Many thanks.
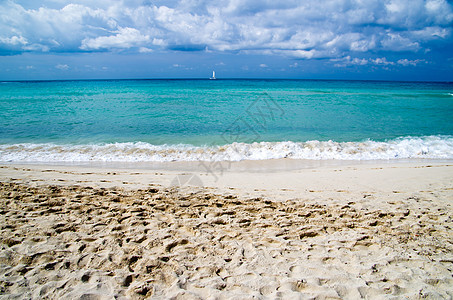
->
1;160;452;298
3;157;453;171
1;159;452;199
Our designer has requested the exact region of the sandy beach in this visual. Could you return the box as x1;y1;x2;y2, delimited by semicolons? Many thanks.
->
3;0;453;298
1;160;452;299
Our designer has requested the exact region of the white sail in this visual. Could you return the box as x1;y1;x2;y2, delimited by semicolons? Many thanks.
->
210;71;216;79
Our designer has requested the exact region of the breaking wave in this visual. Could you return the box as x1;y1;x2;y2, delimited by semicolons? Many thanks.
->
1;136;452;163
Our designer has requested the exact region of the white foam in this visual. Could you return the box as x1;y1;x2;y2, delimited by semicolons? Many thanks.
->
0;136;452;162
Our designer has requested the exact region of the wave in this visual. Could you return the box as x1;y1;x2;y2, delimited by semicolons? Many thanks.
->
0;136;452;162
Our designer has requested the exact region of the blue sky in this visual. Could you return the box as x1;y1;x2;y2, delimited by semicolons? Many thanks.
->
0;0;452;81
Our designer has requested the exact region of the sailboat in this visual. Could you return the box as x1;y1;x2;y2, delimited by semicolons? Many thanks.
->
210;71;216;80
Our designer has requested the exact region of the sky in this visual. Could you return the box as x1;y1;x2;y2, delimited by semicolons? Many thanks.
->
0;0;452;81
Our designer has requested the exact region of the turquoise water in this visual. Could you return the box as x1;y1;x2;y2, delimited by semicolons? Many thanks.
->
0;79;452;162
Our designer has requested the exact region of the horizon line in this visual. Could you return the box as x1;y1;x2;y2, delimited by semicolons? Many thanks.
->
2;78;452;84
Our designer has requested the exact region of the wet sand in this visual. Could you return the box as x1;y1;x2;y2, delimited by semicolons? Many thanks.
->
0;161;452;299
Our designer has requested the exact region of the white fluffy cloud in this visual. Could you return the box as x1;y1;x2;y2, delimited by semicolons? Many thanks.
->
332;56;426;67
0;0;452;59
55;63;69;70
80;27;150;50
397;58;426;66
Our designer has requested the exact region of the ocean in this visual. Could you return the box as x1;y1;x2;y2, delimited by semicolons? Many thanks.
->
0;79;452;163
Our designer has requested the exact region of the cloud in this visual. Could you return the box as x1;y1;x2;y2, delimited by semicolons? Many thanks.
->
397;58;426;66
259;63;268;68
0;0;452;60
332;56;426;67
380;33;420;51
80;27;150;50
55;64;69;70
371;57;394;65
138;47;153;53
0;35;28;46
